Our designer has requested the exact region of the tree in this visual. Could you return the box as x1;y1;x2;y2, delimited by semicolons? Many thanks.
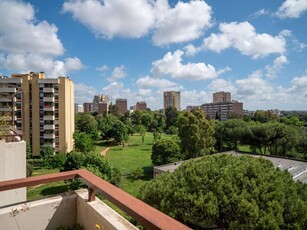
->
109;104;120;117
178;109;215;159
97;114;117;140
281;116;304;127
75;113;98;134
73;132;94;153
165;106;178;128
109;120;128;146
140;154;307;229
151;139;181;166
62;151;121;186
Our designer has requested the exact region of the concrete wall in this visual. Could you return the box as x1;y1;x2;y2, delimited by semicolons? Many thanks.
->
0;189;138;230
0;139;26;207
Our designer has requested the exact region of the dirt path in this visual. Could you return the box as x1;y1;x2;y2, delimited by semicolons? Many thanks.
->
100;147;111;156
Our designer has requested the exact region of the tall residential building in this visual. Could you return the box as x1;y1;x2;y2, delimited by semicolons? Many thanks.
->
135;101;147;111
163;91;181;111
213;91;231;103
83;102;93;113
0;72;74;156
201;92;243;121
115;98;127;114
74;103;84;114
93;95;110;113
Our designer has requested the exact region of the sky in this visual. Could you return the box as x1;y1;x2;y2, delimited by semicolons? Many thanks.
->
0;0;306;111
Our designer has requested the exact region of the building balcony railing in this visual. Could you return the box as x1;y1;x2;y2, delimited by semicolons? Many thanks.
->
43;106;55;111
43;115;55;121
43;142;56;148
0;97;16;102
0;107;11;112
44;124;55;130
43;97;55;102
43;133;55;139
0;169;190;230
43;88;54;93
0;88;16;93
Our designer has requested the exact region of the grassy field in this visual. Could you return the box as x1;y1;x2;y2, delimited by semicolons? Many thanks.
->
105;133;155;197
27;132;163;199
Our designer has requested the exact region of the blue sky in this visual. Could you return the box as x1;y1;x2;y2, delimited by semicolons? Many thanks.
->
0;0;306;111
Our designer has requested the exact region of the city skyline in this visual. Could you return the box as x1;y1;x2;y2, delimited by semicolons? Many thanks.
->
0;0;306;111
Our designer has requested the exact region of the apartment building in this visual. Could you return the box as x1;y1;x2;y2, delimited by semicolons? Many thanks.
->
83;102;93;113
0;72;74;156
115;98;127;114
201;92;243;121
93;95;110;114
163;91;181;111
135;101;147;111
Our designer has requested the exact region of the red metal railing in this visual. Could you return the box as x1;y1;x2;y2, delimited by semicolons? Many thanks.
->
0;169;191;230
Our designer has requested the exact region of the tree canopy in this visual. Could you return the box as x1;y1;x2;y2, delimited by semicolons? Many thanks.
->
178;109;215;159
141;154;307;229
151;138;181;166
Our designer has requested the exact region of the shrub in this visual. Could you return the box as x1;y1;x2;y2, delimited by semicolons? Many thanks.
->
26;162;33;177
130;167;143;180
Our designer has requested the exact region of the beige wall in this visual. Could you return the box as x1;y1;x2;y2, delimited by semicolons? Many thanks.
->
31;74;41;156
0;139;26;207
0;189;138;230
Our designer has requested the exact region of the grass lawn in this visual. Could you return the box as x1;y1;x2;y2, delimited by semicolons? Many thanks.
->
105;133;155;197
27;132;170;199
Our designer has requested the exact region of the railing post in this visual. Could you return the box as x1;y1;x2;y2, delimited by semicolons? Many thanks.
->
88;187;96;201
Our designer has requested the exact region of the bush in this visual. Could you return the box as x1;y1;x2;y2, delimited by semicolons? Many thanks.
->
130;167;143;180
26;162;33;177
49;153;67;169
151;139;181;166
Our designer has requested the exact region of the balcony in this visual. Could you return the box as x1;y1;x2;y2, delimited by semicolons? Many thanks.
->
43;115;55;121
43;133;55;139
43;88;54;93
0;107;11;112
43;97;54;102
0;97;15;102
44;124;55;130
44;142;55;148
0;170;190;230
0;88;16;93
43;106;55;111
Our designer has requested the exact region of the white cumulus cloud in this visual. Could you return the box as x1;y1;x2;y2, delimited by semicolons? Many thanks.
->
151;50;228;80
265;55;288;78
277;0;307;18
135;76;179;88
152;0;212;46
202;21;286;59
75;82;98;104
107;65;126;82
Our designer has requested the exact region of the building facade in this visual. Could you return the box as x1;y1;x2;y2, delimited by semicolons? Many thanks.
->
115;98;127;114
135;101;147;111
201;101;243;121
83;102;93;113
93;95;110;113
74;103;84;114
213;91;231;103
0;72;74;156
163;91;181;111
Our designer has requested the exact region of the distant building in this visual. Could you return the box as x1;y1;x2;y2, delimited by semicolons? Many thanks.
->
0;72;74;156
93;95;110;113
116;98;127;114
213;91;231;103
201;92;243;121
83;102;93;113
163;91;180;111
98;101;109;114
74;103;84;114
135;101;147;111
186;105;200;111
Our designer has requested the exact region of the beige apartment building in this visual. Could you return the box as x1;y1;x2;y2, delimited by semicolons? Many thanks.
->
135;101;147;111
163;91;181;111
93;95;110;113
0;72;74;156
213;91;231;103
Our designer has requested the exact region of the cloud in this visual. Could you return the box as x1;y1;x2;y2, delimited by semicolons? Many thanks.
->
181;90;210;108
265;55;288;78
96;65;109;73
208;79;235;93
277;0;307;18
151;50;228;80
288;76;307;93
62;0;212;46
74;82;97;104
152;0;212;46
62;0;155;39
248;9;270;19
235;70;273;101
107;65;126;82
0;0;83;77
137;88;152;96
0;0;64;56
135;76;179;89
202;21;286;58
